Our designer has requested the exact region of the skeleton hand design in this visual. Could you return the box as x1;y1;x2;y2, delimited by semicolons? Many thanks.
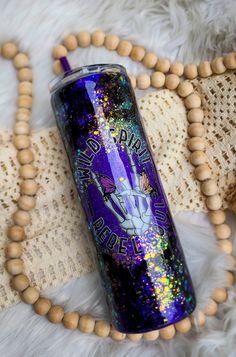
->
91;152;152;236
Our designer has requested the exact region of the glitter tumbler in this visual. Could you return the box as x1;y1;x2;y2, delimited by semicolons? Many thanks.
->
50;64;196;333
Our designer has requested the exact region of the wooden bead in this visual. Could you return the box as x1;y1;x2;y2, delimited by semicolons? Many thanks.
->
63;312;79;330
52;45;68;59
209;210;226;225
110;329;126;341
13;210;31;226
17;95;33;110
165;74;180;90
190;311;206;327
17;68;33;82
215;224;231;239
151;71;165;88
78;314;95;333
14;121;30;138
16;108;31;122
187;108;204;123
194;164;211;181
155;58;170;73
77;32;91;48
175;317;191;333
198;61;212;78
142;52;158;69
14;121;30;134
91;31;105;47
117;40;132;57
129;75;136;89
188;137;205;151
19;164;37;179
11;274;29;291
130;46;145;62
143;330;159;341
18;195;36;211
104;34;120;50
13;53;30;69
203;298;218;316
177;81;194;97
159;325;176;340
188;123;205;137
17;149;34;164
212;287;228;303
137;74;151;89
13;135;30;150
5;258;24;275
5;242;23;258
226;271;235;285
201;179;218;196
170;62;184;76
211;57;226;74
18;82;33;96
47;305;64;324
20;179;38;195
7;225;25;242
185;93;201;109
34;297;51;315
2;42;18;59
218;239;233;255
94;320;111;337
52;60;63;76
224;52;236;70
21;287;39;304
63;34;78;51
190;151;207;166
206;194;222;211
127;333;143;342
184;64;198;79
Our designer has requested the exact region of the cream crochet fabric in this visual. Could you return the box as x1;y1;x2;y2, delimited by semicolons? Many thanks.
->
0;72;235;310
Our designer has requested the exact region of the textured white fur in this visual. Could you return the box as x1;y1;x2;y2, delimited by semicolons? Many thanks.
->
0;1;236;356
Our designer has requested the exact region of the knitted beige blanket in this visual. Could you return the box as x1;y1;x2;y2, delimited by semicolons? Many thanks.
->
0;72;235;310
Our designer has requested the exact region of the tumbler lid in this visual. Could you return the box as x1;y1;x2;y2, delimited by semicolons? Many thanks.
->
49;63;127;94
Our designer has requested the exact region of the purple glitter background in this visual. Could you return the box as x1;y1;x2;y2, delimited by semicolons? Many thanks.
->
51;64;196;333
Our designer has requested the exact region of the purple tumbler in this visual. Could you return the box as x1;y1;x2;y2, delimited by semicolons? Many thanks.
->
50;64;196;334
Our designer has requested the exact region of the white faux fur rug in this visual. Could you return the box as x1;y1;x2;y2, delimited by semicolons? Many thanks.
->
0;1;236;356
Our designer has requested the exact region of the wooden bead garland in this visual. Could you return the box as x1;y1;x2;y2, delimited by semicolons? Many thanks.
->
3;36;235;343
